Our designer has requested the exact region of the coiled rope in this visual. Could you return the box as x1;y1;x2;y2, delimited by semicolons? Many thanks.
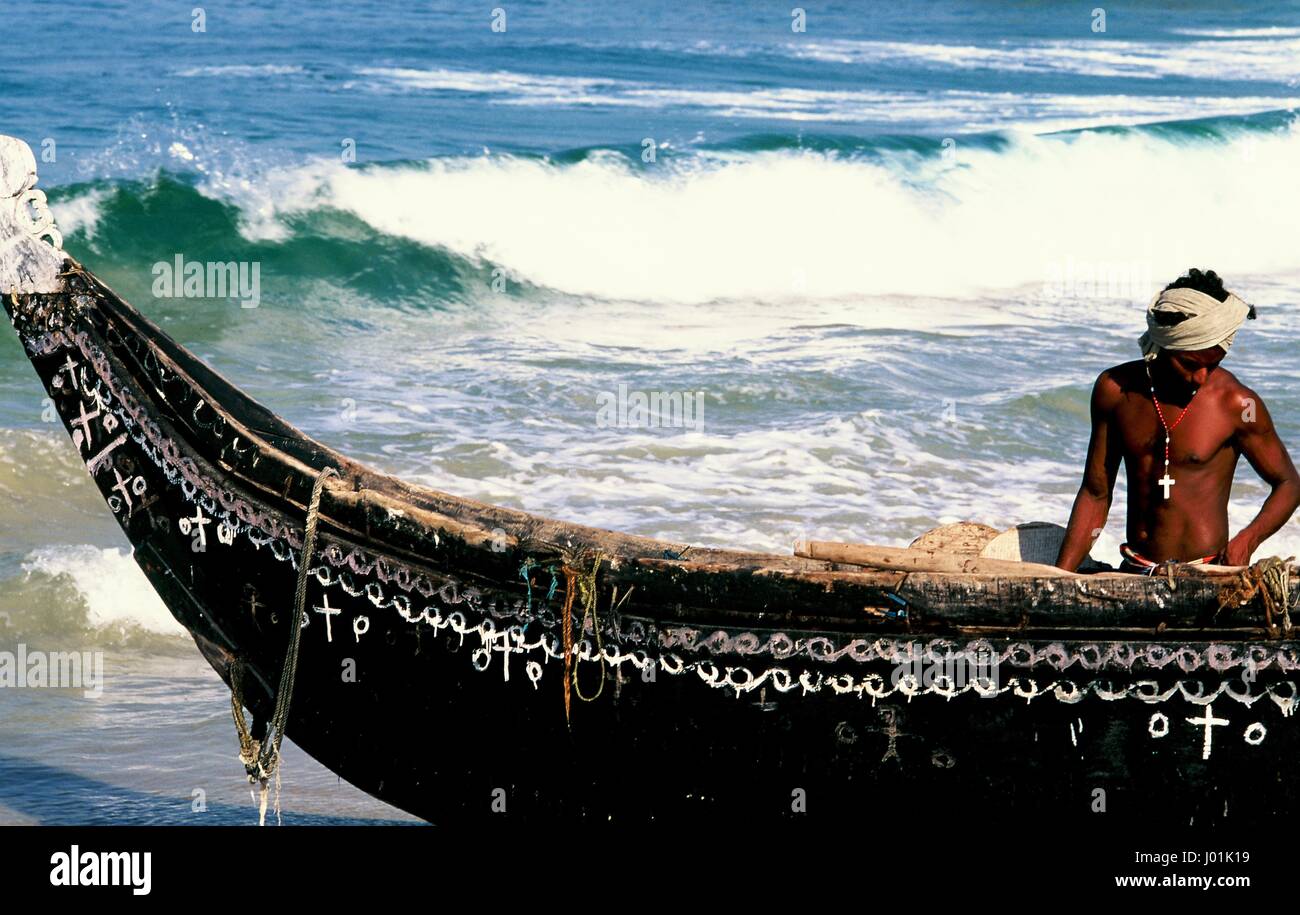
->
1216;555;1296;638
230;464;338;825
571;555;606;704
559;553;605;726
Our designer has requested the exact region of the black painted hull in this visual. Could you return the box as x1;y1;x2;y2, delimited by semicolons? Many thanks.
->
6;267;1300;823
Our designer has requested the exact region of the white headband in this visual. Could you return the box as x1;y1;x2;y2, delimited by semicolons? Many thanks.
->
1138;286;1251;361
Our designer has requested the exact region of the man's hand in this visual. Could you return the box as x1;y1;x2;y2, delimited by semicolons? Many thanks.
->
1223;531;1258;567
1231;387;1300;567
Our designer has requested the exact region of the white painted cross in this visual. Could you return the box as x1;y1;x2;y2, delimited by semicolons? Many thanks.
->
111;467;134;511
1158;473;1175;499
314;594;341;642
60;354;79;390
85;433;126;476
493;627;524;682
71;399;100;451
1186;704;1229;760
179;506;210;551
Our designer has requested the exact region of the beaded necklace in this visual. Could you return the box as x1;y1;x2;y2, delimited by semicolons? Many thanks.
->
1145;362;1199;499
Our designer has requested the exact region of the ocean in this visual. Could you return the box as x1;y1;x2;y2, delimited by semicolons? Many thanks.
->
2;0;1300;824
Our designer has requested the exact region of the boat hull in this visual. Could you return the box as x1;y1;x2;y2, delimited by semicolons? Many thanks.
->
6;274;1297;824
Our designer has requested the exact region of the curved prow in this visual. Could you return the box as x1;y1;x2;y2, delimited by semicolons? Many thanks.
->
0;134;66;295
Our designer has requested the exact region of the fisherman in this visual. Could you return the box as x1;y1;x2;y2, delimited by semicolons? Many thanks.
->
1056;269;1300;574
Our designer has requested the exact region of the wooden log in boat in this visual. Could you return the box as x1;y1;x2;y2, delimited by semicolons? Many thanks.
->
4;134;1300;823
794;538;1080;576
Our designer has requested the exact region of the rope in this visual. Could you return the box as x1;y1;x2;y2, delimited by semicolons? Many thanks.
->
519;558;535;613
1261;557;1295;638
229;661;257;763
560;568;576;726
1161;560;1177;590
229;661;275;825
1215;556;1296;637
558;553;605;726
571;556;606;704
229;464;338;824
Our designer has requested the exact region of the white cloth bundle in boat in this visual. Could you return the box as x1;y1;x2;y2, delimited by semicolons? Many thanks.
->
979;521;1109;571
979;522;1066;564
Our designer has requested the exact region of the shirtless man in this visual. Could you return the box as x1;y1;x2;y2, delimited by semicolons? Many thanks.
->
1056;269;1300;573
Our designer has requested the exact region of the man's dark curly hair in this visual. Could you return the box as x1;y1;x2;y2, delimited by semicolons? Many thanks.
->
1154;268;1256;325
1163;267;1229;302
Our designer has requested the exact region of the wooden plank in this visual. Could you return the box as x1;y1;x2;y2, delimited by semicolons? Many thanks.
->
794;539;1079;577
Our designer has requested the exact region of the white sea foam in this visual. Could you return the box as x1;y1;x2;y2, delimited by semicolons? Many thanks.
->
175;64;306;78
22;546;184;636
349;64;1300;131
355;66;626;99
789;37;1300;83
227;120;1300;303
408;398;1122;556
50;190;107;240
633;33;1300;82
602;86;1299;132
1172;27;1300;39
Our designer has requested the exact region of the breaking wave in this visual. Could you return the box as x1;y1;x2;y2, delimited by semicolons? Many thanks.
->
0;547;187;653
48;111;1300;306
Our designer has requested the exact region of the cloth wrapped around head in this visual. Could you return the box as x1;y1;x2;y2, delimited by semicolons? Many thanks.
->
1138;286;1253;361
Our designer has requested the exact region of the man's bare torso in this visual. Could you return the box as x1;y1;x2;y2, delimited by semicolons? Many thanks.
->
1101;359;1247;561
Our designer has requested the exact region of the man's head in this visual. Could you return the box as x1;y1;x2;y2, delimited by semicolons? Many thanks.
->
1151;269;1234;386
1139;268;1255;383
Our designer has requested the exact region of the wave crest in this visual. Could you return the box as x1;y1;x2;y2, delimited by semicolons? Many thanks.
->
243;118;1300;302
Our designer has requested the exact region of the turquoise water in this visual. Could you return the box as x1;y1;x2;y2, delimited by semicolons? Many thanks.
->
3;1;1300;824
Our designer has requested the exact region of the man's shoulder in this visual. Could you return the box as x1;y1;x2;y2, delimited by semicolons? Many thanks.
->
1093;361;1145;404
1208;367;1262;421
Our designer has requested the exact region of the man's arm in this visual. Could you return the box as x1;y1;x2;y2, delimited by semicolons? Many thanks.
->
1224;387;1300;565
1056;371;1123;571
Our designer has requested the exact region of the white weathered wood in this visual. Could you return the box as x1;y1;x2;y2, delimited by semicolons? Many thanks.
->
0;135;66;295
793;538;1080;577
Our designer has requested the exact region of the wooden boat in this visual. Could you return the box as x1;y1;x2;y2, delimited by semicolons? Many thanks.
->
4;134;1299;823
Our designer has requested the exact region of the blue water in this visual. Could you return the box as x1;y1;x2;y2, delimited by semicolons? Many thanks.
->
3;0;1300;824
8;1;1300;182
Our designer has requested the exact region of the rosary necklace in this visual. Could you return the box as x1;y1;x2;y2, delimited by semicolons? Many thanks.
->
1145;363;1198;499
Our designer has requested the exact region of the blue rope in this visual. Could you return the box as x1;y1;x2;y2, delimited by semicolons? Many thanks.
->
519;558;535;613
